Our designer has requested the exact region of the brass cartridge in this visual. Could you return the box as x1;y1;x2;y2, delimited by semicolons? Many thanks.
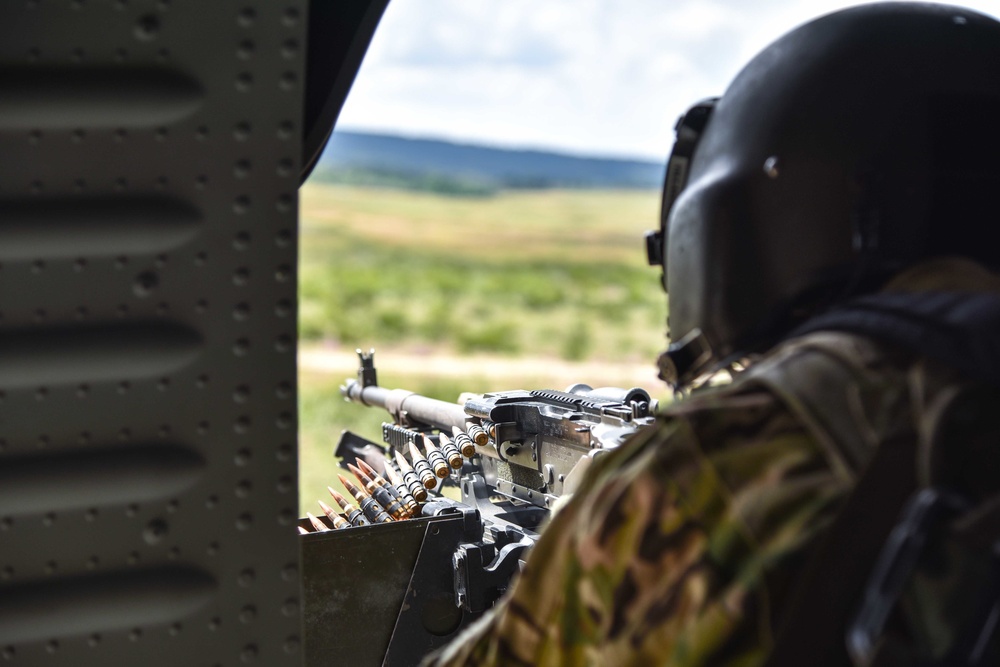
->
358;459;416;518
407;441;438;489
328;486;371;527
338;474;394;524
348;463;407;521
317;500;351;530
437;433;464;469
421;434;450;479
381;461;420;518
394;450;429;502
467;423;489;446
451;426;477;458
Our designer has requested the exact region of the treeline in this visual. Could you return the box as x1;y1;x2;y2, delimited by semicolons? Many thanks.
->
311;166;500;197
312;131;666;195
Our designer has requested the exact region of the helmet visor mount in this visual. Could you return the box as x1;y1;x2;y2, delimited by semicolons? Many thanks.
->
645;97;718;290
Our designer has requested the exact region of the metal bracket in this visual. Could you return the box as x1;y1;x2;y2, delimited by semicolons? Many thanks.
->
847;487;1000;667
453;537;532;614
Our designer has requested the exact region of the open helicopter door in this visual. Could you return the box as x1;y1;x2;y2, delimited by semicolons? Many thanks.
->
0;1;386;665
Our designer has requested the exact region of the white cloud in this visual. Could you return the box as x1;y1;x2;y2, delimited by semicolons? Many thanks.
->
334;0;1000;160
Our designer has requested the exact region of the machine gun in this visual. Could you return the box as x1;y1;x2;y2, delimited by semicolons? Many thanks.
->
340;348;658;518
299;349;658;666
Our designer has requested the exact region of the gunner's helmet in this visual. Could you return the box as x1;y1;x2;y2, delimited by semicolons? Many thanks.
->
647;2;1000;387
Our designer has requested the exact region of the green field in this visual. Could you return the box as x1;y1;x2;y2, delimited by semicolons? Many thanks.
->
298;183;668;515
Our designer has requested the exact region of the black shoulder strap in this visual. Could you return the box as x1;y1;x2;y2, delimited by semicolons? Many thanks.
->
791;292;1000;389
764;434;917;667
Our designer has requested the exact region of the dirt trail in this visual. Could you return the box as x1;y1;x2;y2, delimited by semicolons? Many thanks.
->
299;345;664;392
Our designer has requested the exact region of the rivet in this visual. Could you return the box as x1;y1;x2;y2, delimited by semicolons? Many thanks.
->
133;270;159;297
240;644;258;663
237;568;255;586
237;40;255;59
763;155;780;179
233;338;250;356
239;605;257;624
233;122;251;140
237;7;255;27
281;598;299;617
134;14;160;41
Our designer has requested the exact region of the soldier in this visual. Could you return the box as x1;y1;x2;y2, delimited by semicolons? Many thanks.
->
424;3;1000;666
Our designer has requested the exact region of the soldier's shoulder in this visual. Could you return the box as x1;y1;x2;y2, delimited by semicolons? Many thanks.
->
651;329;914;472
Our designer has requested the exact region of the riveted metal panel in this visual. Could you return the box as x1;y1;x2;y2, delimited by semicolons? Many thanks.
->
0;2;306;665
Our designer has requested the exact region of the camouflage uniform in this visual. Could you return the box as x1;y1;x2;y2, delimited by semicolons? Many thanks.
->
423;259;1000;667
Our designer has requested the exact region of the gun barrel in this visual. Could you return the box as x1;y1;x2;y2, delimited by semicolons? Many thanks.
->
342;379;469;432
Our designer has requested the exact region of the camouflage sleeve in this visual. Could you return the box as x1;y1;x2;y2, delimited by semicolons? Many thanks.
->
422;385;853;667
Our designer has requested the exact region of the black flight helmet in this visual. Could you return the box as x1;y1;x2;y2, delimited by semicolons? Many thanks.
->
647;2;1000;388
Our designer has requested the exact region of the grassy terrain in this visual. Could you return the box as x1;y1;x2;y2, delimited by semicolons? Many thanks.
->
298;183;667;516
300;184;666;363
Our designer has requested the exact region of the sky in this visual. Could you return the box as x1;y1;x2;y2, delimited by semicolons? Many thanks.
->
333;0;1000;161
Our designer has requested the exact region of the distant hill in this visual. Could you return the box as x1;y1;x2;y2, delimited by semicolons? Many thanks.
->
313;131;665;194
